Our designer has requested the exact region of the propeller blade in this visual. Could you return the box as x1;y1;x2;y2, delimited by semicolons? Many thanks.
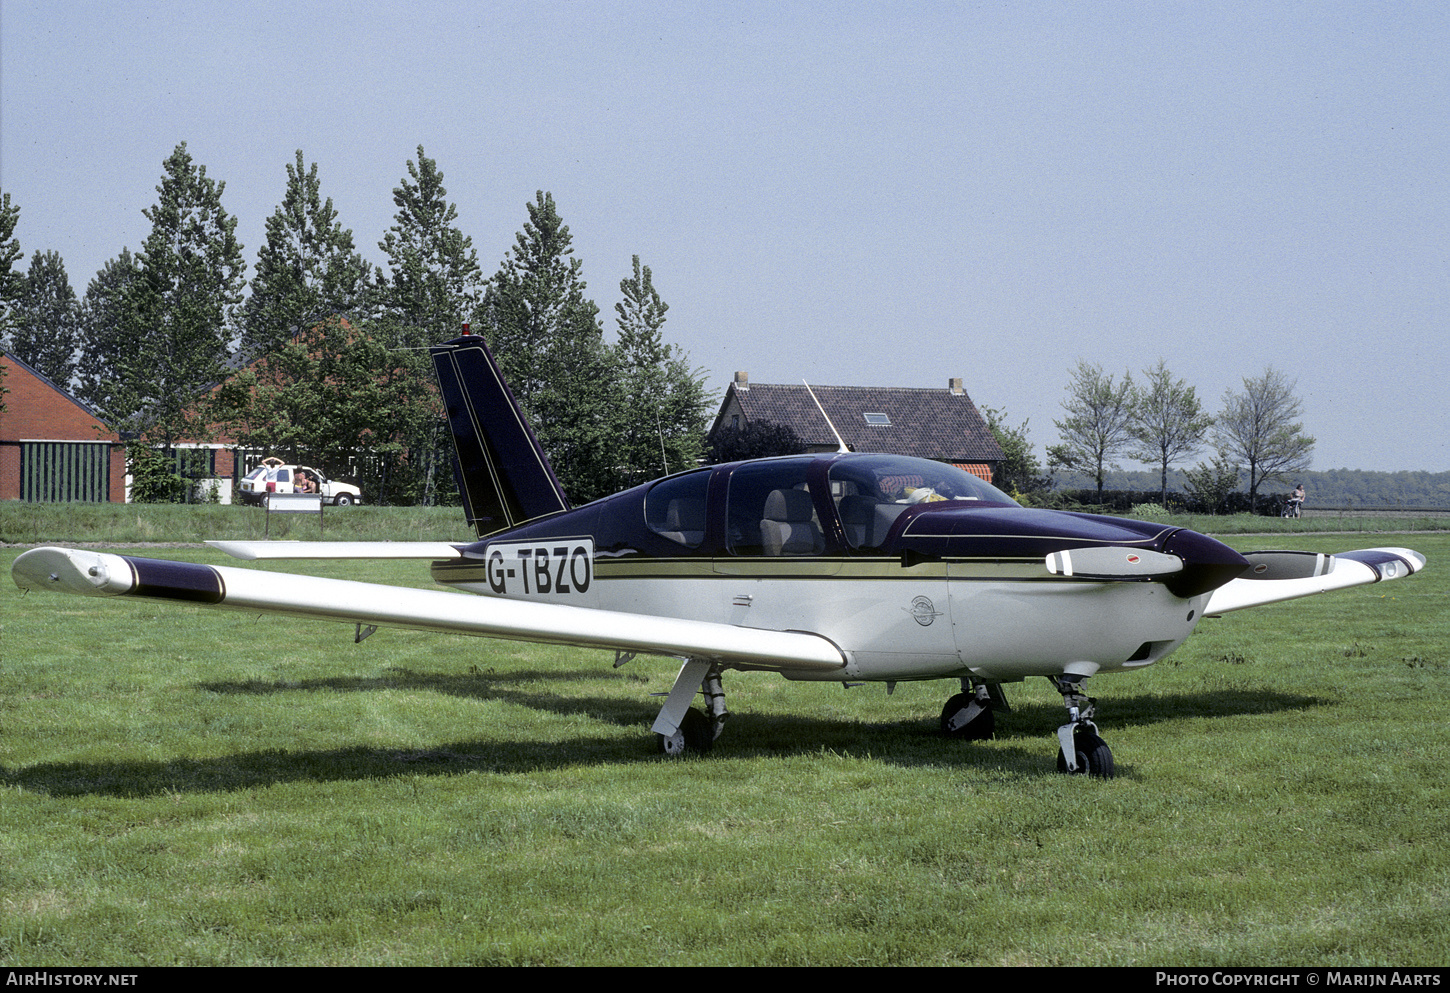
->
1045;547;1183;580
1240;550;1335;581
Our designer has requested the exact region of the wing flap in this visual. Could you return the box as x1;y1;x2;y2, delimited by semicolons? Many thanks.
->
13;547;846;673
1204;546;1425;615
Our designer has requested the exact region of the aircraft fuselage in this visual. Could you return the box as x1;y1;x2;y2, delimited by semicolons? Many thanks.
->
431;453;1247;684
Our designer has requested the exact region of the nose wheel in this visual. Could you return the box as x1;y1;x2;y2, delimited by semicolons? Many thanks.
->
1052;673;1114;778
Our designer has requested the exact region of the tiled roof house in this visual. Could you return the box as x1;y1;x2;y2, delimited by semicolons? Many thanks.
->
709;372;1006;483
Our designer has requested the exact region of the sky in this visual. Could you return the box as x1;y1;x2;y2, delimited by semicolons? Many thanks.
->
3;0;1446;472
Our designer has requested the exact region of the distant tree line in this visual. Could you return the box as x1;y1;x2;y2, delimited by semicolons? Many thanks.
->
0;145;713;506
1051;466;1450;513
983;357;1322;513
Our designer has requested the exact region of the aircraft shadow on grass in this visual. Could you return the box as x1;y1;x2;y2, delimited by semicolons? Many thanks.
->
2;678;1324;798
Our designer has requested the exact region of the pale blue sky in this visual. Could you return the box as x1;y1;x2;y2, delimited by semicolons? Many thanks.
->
4;0;1446;471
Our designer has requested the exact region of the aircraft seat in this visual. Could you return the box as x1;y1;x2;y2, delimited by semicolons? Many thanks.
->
760;489;824;556
658;499;706;547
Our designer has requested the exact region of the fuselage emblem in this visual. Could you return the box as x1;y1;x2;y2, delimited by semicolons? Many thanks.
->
908;595;944;626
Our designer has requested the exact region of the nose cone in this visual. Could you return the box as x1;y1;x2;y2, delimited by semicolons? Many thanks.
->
1160;529;1250;598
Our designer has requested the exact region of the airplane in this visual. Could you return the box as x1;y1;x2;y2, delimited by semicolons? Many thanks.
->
11;333;1427;777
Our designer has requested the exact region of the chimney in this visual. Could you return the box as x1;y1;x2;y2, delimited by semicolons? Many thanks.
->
734;370;749;392
948;377;964;395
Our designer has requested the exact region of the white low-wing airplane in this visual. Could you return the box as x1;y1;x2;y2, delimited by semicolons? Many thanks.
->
12;334;1426;777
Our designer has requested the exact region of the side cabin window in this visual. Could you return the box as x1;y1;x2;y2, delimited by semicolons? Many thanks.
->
644;471;711;549
828;455;1018;550
726;459;824;556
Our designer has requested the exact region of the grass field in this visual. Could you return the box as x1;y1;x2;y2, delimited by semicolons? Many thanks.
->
2;513;1447;965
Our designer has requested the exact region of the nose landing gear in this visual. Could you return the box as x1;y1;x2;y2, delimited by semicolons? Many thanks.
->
1052;672;1114;778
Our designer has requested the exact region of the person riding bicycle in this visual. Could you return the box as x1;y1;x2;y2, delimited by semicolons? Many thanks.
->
1286;483;1305;518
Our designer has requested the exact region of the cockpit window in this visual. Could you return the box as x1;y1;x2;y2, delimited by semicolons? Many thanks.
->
829;455;1017;549
725;458;823;556
644;470;710;548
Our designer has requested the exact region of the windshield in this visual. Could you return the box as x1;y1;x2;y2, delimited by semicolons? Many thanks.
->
829;455;1016;505
828;455;1017;549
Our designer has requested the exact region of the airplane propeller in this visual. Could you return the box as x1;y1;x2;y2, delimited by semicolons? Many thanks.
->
1238;550;1334;580
1045;546;1184;580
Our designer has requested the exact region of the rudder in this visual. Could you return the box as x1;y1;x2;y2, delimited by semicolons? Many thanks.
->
431;333;570;536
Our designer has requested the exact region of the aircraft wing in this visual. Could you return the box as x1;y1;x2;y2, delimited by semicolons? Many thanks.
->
206;540;467;560
11;547;845;673
1203;546;1426;616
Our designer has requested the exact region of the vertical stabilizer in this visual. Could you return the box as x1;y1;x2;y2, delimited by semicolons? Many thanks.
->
431;334;570;536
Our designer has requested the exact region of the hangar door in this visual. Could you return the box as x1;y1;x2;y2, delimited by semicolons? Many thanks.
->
19;442;112;502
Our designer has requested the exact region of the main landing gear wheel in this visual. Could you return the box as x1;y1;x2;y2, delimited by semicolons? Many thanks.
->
656;707;713;756
940;691;995;740
1056;728;1114;778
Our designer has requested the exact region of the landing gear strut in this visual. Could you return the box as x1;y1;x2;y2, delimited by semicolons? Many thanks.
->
940;679;997;740
1051;672;1114;778
654;660;728;756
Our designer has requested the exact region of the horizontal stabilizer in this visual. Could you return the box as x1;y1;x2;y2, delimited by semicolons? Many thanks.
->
12;547;846;674
1205;546;1425;615
207;541;466;561
1045;547;1183;580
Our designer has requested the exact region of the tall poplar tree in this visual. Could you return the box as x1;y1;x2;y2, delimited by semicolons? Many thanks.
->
377;146;481;346
243;150;372;357
119;142;247;444
7;250;80;387
613;255;711;483
75;249;143;419
477;191;615;503
0;192;23;339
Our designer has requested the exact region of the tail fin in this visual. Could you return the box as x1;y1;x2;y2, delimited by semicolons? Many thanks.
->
431;334;570;536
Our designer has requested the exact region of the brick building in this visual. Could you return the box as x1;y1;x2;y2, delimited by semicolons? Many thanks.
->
0;350;126;502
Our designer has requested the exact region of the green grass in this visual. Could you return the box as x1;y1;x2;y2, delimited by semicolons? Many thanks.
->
2;524;1448;965
0;502;473;545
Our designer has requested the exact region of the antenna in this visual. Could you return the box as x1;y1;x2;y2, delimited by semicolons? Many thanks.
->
803;381;850;453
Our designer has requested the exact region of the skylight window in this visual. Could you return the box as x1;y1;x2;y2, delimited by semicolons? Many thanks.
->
863;412;891;426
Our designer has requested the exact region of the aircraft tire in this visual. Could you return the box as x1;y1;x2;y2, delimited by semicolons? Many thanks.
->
1056;730;1114;779
940;692;994;740
656;708;713;757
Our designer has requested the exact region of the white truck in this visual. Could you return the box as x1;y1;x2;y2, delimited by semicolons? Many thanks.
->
237;459;363;507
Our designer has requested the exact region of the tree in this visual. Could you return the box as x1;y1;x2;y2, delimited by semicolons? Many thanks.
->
1214;366;1315;507
74;249;143;418
1047;360;1136;500
476;191;615;503
0;192;21;338
6;250;80;388
1129;358;1213;507
242;150;372;357
707;420;806;463
204;315;438;505
116;142;247;444
981;405;1047;496
1182;451;1240;515
376;146;481;346
612;256;712;485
